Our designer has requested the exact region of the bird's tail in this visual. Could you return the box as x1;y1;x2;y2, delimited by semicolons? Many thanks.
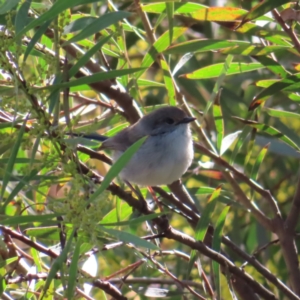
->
65;132;108;141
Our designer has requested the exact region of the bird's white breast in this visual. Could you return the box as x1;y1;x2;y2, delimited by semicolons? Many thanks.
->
113;125;193;186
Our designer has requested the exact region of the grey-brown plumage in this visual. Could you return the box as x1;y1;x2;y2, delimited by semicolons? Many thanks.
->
101;106;195;186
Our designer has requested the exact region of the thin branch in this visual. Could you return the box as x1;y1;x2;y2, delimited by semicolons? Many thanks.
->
223;171;273;231
272;9;300;54
223;237;299;300
286;171;300;231
164;227;276;300
194;142;280;218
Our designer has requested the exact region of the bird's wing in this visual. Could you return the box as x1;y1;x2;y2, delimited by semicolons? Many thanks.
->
100;125;146;151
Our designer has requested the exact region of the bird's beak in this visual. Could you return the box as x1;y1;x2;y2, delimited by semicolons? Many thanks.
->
176;117;196;125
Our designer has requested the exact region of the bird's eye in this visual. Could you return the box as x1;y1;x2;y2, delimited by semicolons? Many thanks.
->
165;118;174;124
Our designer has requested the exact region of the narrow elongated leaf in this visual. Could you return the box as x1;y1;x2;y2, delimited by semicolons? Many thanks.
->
221;131;242;156
144;4;248;21
256;73;300;92
233;117;300;151
142;2;207;14
220;44;289;56
101;228;159;250
136;27;187;78
66;239;81;300
265;108;300;120
195;186;222;241
242;0;290;23
43;230;75;296
15;0;101;38
99;213;163;226
0;0;20;14
187;186;222;276
250;73;300;110
68;35;111;78
2;169;40;209
40;68;145;91
212;205;230;300
2;214;62;225
23;20;52;62
182;62;264;79
204;54;233;116
1;123;25;202
166;2;174;43
64;12;131;44
251;144;269;180
15;0;31;35
63;16;97;33
87;136;147;205
253;56;289;78
213;90;224;152
161;60;176;105
165;39;249;55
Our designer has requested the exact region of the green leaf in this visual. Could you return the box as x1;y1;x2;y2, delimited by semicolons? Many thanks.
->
136;27;187;78
204;54;233;118
66;238;81;300
182;62;264;79
64;11;131;44
161;60;176;105
101;202;133;224
15;0;31;35
23;20;51;62
101;227;159;250
195;186;222;241
2;169;40;209
166;2;174;44
1;214;62;225
253;56;289;78
265;108;300;120
68;35;112;78
87;136;147;205
233;117;300;151
137;79;164;87
43;229;75;297
0;122;25;203
242;0;291;23
39;68;146;91
213;90;224;153
212;205;230;300
99;213;164;226
142;2;207;14
250;73;300;110
219;44;289;56
187;186;222;276
0;0;20;15
250;144;269;180
15;0;101;39
220;131;242;156
63;16;97;33
165;39;249;55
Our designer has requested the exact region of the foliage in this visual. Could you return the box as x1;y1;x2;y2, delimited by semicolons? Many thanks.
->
0;0;300;299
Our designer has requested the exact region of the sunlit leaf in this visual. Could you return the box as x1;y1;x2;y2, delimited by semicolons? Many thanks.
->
241;0;291;24
251;144;269;180
101;228;159;250
221;131;242;155
64;11;131;44
265;108;300;120
182;62;264;79
233;117;300;151
212;205;230;300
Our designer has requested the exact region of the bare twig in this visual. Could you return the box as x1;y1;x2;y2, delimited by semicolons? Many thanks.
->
223;171;273;231
286;171;300;231
272;9;300;54
194;142;280;218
